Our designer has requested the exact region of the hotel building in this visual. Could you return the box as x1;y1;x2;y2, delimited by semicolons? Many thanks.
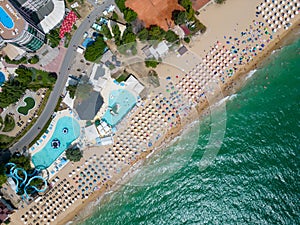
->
0;0;45;52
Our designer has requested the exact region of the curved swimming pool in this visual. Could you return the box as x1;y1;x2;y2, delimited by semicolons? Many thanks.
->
0;6;14;29
32;116;80;168
102;89;136;127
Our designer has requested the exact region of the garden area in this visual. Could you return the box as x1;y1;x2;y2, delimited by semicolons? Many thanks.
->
172;0;207;34
17;97;36;116
46;28;61;48
4;55;40;65
84;35;107;62
1;115;15;133
0;66;56;109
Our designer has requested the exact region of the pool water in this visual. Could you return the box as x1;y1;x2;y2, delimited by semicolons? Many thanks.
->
0;6;14;29
82;38;94;48
0;72;5;85
102;89;136;127
32;116;80;168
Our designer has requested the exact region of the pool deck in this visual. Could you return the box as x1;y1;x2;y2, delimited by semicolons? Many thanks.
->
0;1;25;40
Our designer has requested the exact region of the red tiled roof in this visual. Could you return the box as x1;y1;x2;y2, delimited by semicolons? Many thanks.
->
180;25;190;35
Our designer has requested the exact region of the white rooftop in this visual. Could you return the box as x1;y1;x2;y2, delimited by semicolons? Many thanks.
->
84;125;99;142
156;41;169;56
100;136;113;146
62;91;74;109
126;75;144;96
39;0;65;33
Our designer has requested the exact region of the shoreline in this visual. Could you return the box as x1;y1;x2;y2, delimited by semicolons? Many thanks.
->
59;17;300;225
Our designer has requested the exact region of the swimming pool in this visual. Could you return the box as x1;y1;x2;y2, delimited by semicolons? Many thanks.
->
0;6;14;29
0;72;5;86
32;116;80;168
102;89;136;127
82;38;94;48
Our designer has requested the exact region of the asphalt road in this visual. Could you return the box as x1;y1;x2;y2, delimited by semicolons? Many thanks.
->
10;0;114;153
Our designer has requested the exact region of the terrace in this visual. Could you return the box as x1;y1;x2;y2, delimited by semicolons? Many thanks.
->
0;1;25;40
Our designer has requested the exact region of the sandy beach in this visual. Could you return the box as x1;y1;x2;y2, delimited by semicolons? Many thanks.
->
59;1;300;224
9;0;300;224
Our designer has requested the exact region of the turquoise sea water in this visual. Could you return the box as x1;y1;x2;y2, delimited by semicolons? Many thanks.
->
80;36;300;224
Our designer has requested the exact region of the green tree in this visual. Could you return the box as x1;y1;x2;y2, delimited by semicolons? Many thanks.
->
66;147;83;162
84;35;107;62
112;11;119;20
145;58;159;68
100;24;112;39
115;0;126;12
215;0;226;4
179;0;194;20
46;28;61;48
0;174;7;187
148;25;166;40
172;10;186;25
184;37;190;43
10;154;31;171
122;26;136;44
137;28;149;41
112;24;122;46
123;8;137;23
165;30;179;43
2;115;15;132
28;55;39;64
0;164;7;187
66;84;77;99
179;0;192;9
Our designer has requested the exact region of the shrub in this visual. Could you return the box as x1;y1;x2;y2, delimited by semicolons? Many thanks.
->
84;35;107;62
66;147;83;162
215;0;226;4
29;55;39;64
145;58;159;68
165;30;179;43
184;37;190;43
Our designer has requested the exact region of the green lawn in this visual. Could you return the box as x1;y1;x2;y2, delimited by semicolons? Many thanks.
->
2;115;15;132
17;97;35;115
116;73;129;83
